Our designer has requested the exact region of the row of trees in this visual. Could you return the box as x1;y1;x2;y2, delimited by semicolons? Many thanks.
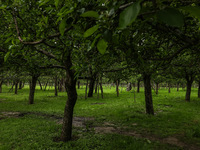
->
1;0;200;141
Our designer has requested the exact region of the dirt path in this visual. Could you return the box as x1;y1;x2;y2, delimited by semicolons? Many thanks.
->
0;111;199;150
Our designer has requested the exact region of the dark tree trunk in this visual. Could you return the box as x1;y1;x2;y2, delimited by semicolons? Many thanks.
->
77;81;80;89
44;82;48;91
100;77;103;99
29;75;39;104
59;78;65;92
137;79;140;93
38;80;43;90
19;81;23;89
85;79;88;100
198;80;200;98
9;82;15;92
168;83;171;93
156;83;159;95
177;83;179;91
14;80;18;94
116;80;120;97
143;74;154;115
95;80;98;93
55;76;58;96
185;76;194;102
60;54;77;142
0;80;3;93
88;78;96;97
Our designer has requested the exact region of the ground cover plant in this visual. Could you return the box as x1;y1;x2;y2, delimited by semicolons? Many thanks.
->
0;85;200;149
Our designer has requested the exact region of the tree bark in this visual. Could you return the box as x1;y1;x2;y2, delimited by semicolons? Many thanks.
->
55;76;58;96
177;83;179;91
143;74;154;115
85;79;88;100
38;80;43;90
88;76;96;97
100;77;103;99
116;80;120;97
29;75;39;104
137;79;140;93
185;75;194;102
19;81;23;89
168;83;171;93
156;83;159;95
60;54;77;142
77;81;80;89
14;80;18;94
0;80;3;93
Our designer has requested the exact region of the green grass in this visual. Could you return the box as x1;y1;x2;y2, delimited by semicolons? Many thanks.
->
0;85;200;149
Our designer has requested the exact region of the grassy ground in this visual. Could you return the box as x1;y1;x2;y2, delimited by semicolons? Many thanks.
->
0;85;200;149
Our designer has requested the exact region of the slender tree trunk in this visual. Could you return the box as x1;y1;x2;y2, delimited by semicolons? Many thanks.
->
77;81;80;89
44;82;48;91
185;78;193;102
177;83;179;91
88;78;96;97
143;74;154;115
29;75;38;104
116;80;119;97
156;83;159;95
9;82;15;92
38;80;43;90
100;77;103;99
0;80;3;93
198;80;200;98
19;81;23;89
14;80;18;94
85;79;88;100
55;76;58;96
60;54;77;142
137;79;140;93
95;80;98;93
168;83;171;93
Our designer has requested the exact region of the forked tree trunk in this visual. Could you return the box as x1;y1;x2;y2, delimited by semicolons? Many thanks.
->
143;74;154;115
198;80;200;98
29;75;39;104
19;81;23;89
60;54;77;142
185;76;194;102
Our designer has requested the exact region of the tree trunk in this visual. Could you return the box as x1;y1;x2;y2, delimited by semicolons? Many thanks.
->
168;83;171;93
77;81;80;89
0;80;3;93
38;80;43;90
156;83;159;95
198;80;200;98
143;74;154;115
44;82;48;91
177;83;179;91
88;78;96;97
100;77;103;99
14;80;18;94
95;80;98;93
19;81;23;89
137;79;140;93
60;54;77;142
85;79;88;100
55;76;58;96
29;75;39;104
185;78;193;102
116;80;119;97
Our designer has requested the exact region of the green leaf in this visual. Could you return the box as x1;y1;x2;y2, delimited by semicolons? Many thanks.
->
59;19;66;36
5;37;13;43
84;25;99;38
119;1;141;29
81;11;99;18
180;6;200;20
4;52;10;62
157;8;184;27
97;39;108;54
55;0;59;9
89;34;102;51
